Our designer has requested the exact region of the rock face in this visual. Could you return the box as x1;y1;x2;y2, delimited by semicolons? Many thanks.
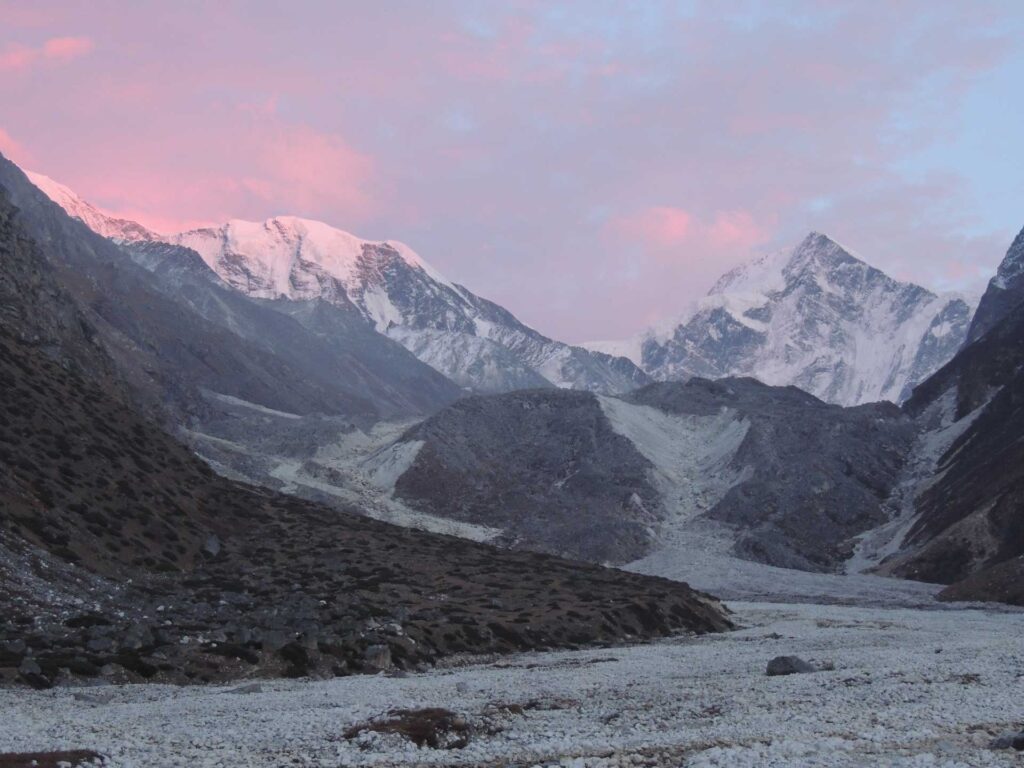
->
0;179;733;687
390;379;914;572
872;230;1024;602
26;171;648;396
966;226;1024;343
587;233;974;406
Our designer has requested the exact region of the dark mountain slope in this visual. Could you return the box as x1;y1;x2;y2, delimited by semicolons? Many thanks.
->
123;240;463;422
880;268;1024;600
0;325;729;687
0;191;730;686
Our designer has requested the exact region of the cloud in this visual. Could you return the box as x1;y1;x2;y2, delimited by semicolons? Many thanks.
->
608;207;693;249
256;122;375;217
0;127;30;164
42;36;93;60
1;2;1019;342
64;112;377;234
605;207;772;261
0;35;93;72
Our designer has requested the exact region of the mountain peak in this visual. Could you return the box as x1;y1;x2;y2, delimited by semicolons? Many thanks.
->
710;232;858;298
171;214;452;299
21;163;646;395
789;231;862;270
992;225;1024;288
967;224;1024;343
589;232;973;406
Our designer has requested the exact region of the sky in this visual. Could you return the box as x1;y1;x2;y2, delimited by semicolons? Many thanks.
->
1;1;1022;343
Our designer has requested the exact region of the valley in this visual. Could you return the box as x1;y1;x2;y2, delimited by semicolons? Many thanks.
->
4;7;1023;766
1;148;1023;767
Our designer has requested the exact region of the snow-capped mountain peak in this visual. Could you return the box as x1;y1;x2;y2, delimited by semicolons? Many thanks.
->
588;232;976;406
170;216;451;311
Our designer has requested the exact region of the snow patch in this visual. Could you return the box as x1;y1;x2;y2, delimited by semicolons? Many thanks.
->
360;440;424;491
203;391;303;420
597;395;748;526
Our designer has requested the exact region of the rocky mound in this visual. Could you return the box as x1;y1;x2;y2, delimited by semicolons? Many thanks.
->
395;389;661;564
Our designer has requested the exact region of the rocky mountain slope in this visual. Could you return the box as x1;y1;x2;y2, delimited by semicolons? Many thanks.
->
26;172;649;395
4;156;462;424
123;239;463;423
868;229;1024;604
0;181;731;689
378;379;914;572
587;233;974;406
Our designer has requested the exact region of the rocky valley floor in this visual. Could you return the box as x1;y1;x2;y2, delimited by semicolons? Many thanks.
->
3;600;1023;768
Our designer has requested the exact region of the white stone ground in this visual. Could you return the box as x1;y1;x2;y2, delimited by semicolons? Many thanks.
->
3;601;1023;767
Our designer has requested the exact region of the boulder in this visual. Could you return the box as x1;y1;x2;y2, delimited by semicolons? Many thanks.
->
766;655;817;676
990;731;1024;751
18;657;51;689
363;644;392;671
203;534;222;557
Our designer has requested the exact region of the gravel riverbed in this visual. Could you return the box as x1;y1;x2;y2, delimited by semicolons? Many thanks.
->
3;601;1023;767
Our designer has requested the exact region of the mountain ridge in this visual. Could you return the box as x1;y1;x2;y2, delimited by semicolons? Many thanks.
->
26;170;650;396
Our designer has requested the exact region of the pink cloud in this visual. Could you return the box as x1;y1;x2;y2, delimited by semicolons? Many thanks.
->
596;206;776;327
608;207;693;248
0;44;36;72
42;36;93;60
258;123;374;215
0;35;93;72
0;127;30;164
62;115;377;234
606;207;772;256
706;211;773;250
